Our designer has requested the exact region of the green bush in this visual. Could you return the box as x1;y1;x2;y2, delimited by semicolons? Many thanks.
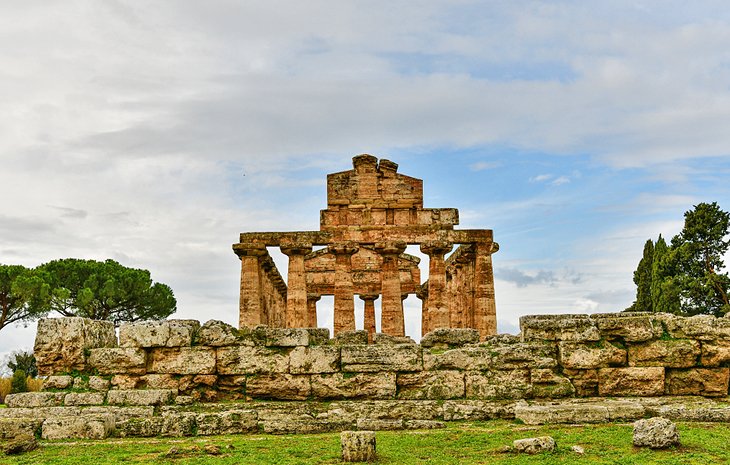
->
10;369;28;394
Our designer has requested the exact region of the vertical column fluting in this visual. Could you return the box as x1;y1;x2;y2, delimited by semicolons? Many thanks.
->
376;241;407;336
474;241;498;339
420;241;453;331
306;293;321;328
235;243;268;328
331;242;359;335
416;284;429;336
359;293;379;343
281;242;312;328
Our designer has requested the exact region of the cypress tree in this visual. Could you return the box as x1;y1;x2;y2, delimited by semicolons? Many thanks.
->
627;239;654;312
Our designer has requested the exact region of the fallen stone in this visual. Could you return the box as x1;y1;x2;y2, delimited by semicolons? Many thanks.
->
341;430;376;462
633;417;680;449
571;445;585;454
204;444;222;455
0;418;43;440
3;434;38;456
513;436;556;454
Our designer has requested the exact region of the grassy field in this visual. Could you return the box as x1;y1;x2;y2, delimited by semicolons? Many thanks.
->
3;421;730;465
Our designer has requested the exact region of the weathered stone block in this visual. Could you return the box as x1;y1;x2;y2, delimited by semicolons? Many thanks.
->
590;312;664;342
161;412;197;437
563;369;599;397
464;370;531;399
530;369;575;398
420;328;480;348
598;367;665;396
64;392;106;406
341;344;422;372
43;375;73;390
178;374;217;393
73;377;88;390
216;346;289;374
333;330;369;345
396;371;465;399
197;319;240;346
5;392;65;408
88;347;147;375
42;414;115;439
2;434;38;455
628;339;700;367
404;419;445;429
633;417;680;449
356;418;403;430
513;436;556;454
119;319;200;348
81;405;155;422
117;417;164;437
265;327;330;347
442;400;515;421
246;374;311;400
424;342;557;371
341;430;376;462
289;346;341;374
196;410;258;435
141;374;179;390
147;347;216;374
657;313;730;340
311;372;396;399
372;333;416;345
665;368;729;397
515;401;644;425
111;374;141;390
558;341;626;369
34;317;117;376
520;314;600;342
107;389;176;406
701;341;730;367
0;418;43;440
88;376;111;391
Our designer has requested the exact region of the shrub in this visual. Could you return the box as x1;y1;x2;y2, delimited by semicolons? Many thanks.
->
10;369;28;394
0;377;10;403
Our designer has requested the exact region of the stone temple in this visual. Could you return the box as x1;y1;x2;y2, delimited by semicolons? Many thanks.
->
233;154;499;340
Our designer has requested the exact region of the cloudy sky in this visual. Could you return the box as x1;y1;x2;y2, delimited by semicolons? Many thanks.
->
2;1;730;361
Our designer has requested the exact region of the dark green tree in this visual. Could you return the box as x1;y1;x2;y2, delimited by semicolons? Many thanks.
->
626;239;654;312
7;350;37;378
650;235;681;314
670;202;730;316
0;265;49;332
10;369;28;394
35;259;176;324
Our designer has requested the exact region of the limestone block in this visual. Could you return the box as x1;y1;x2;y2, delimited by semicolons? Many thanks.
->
520;314;600;342
64;392;106;406
34;317;117;376
464;369;531;399
513;436;556;454
0;406;81;420
590;312;664;342
147;347;216;374
2;434;38;455
341;344;422;372
246;374;312;400
530;369;575;398
396;371;465;399
442;400;516;421
0;418;43;440
311;372;396;399
81;406;155;421
404;420;445;429
265;327;330;347
628;339;700;367
43;375;73;390
289;346;341;374
178;374;217;393
142;374;179;390
262;418;348;434
161;412;197;437
341;430;376;462
657;313;730;340
88;347;147;375
372;333;416;345
424;342;557;371
420;328;480;348
196;410;258;435
107;389;176;406
42;414;115;439
558;341;626;369
563;369;599;397
117;417;164;437
333;330;369;345
73;377;88;390
633;417;680;449
119;319;200;348
515;401;644;425
197;319;240;346
701;341;730;367
216;346;290;374
598;367;665;396
356;418;403;430
5;392;65;408
665;368;729;397
88;376;111;391
111;374;141;390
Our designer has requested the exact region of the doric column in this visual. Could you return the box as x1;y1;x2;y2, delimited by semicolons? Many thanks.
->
375;241;407;336
474;241;498;339
281;242;312;328
416;284;429;336
359;293;379;343
306;293;321;328
331;242;359;335
420;240;453;331
234;243;268;328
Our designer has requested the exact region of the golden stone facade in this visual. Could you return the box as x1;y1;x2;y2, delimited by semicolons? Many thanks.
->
233;154;499;339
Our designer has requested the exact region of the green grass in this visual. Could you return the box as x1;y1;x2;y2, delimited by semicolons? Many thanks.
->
4;421;730;464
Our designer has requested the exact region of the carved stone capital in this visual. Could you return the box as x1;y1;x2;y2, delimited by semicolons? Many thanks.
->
329;242;359;256
233;243;268;257
374;240;407;256
420;241;453;257
280;242;312;256
415;285;428;300
358;293;379;302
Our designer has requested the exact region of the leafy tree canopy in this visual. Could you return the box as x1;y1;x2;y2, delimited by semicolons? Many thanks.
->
7;350;37;378
35;259;177;324
0;264;49;332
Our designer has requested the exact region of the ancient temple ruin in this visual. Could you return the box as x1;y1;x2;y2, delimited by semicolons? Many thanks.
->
233;154;499;339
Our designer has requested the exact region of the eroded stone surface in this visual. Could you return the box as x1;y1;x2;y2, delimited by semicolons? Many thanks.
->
520;315;600;342
598;367;665;396
513;436;556;454
341;344;422;372
558;341;626;369
107;389;176;406
119;319;200;348
197;320;240;346
396;371;465;399
5;392;65;408
341;430;376;462
88;347;147;375
42;414;115;439
420;328;480;348
311;372;396;399
628;340;700;368
465;369;531;399
289;346;341;374
633;417;680;449
665;368;729;396
147;347;216;374
34;317;116;376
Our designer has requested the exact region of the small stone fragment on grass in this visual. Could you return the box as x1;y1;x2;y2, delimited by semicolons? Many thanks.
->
571;445;585;454
341;430;376;462
204;444;222;455
633;417;680;449
513;436;556;454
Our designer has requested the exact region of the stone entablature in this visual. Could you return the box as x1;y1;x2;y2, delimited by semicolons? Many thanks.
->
234;154;499;339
